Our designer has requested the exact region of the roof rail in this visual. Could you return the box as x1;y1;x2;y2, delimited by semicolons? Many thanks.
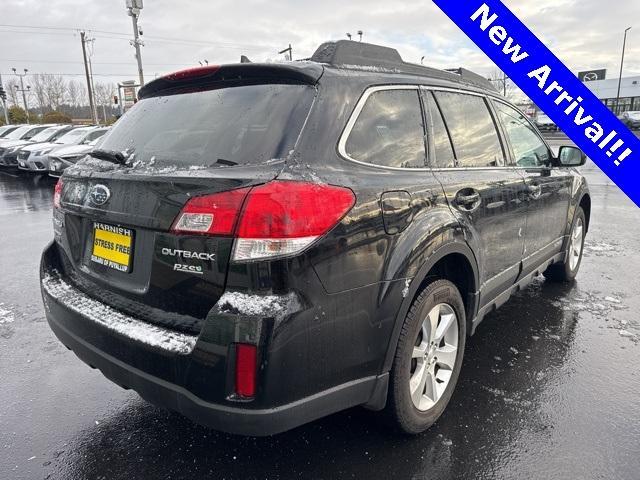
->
310;40;497;92
444;68;497;92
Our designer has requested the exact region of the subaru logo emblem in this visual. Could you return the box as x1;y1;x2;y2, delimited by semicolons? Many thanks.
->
89;184;111;206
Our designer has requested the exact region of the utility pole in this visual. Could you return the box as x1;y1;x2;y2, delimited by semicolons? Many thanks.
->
0;74;9;124
615;26;632;116
126;0;145;86
80;31;98;124
11;68;30;123
278;44;293;61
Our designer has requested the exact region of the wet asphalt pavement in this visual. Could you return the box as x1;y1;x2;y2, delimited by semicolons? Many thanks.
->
1;139;639;480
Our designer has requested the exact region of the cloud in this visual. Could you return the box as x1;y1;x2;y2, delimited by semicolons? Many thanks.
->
0;0;638;86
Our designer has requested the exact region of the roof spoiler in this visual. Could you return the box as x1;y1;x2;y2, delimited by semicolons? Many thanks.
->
138;63;323;99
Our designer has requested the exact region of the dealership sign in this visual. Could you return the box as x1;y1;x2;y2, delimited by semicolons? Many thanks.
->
578;69;607;82
432;0;640;208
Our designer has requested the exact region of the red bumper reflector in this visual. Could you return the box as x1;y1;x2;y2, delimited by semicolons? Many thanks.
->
235;344;257;398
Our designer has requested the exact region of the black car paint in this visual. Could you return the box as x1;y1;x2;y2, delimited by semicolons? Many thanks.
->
40;61;590;435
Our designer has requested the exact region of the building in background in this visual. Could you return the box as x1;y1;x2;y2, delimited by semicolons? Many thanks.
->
583;75;640;115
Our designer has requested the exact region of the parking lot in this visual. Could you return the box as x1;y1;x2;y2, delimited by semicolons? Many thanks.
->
0;132;638;480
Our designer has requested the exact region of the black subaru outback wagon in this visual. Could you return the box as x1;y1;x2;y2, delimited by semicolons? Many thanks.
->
40;40;590;435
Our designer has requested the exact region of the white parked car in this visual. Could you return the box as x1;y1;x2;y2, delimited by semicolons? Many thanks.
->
18;126;108;173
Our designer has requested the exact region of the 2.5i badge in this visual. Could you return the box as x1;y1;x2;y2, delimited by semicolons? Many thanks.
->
173;264;203;275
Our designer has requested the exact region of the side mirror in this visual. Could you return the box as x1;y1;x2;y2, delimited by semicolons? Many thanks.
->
556;145;586;167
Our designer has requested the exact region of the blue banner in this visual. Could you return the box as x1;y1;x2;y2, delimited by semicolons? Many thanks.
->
432;0;640;207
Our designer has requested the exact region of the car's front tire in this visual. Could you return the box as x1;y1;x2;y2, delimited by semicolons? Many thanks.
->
545;206;586;282
385;279;466;434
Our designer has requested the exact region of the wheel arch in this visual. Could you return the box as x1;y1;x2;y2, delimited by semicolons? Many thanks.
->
381;241;479;374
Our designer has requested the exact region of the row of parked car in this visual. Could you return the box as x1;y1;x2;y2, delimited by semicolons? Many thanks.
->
0;123;108;178
532;110;640;132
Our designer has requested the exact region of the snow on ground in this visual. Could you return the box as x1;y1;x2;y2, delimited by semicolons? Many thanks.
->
0;302;14;324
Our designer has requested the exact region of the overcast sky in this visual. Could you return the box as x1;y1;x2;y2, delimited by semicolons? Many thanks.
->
1;0;639;89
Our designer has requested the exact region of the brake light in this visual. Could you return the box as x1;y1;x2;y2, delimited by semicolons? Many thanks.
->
235;344;257;398
53;179;63;209
163;65;220;82
171;187;250;235
233;181;355;261
171;181;355;261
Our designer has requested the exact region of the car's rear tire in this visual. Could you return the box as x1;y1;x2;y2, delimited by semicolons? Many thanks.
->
385;279;466;434
545;206;586;282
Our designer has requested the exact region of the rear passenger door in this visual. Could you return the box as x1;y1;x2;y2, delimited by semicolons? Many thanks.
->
423;89;528;306
491;100;572;275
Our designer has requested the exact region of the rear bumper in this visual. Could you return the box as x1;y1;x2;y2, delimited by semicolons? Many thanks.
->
40;242;385;435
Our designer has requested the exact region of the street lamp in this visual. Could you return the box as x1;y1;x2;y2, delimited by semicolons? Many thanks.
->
614;27;632;115
126;0;145;86
11;67;30;123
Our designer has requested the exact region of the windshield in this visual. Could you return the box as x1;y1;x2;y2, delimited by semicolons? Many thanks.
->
88;131;107;145
56;128;92;145
97;83;315;168
0;125;17;137
30;127;59;143
5;126;32;140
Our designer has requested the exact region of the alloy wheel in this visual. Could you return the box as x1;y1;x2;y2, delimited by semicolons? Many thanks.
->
569;217;584;271
409;303;459;411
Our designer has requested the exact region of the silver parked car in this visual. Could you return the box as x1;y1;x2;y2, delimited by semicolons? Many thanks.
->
18;126;107;173
0;124;52;148
49;132;108;178
0;125;74;168
0;124;24;138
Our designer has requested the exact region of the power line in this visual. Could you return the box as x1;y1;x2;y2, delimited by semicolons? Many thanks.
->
0;59;195;66
0;24;273;51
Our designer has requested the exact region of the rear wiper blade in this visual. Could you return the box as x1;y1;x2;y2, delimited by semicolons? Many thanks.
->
89;148;127;165
215;158;238;166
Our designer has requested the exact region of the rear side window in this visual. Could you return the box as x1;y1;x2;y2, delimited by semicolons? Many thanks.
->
345;89;426;168
426;93;455;168
434;92;504;168
98;84;315;168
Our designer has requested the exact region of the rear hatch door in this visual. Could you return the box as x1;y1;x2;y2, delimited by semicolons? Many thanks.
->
54;67;318;334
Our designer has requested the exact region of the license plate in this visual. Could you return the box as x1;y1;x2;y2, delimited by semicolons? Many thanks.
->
91;222;134;273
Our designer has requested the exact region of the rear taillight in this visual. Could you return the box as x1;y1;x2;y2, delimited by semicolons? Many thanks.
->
171;187;251;236
235;344;257;398
233;181;355;261
53;179;63;209
171;181;355;262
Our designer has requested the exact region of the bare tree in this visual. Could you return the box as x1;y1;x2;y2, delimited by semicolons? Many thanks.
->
66;79;83;107
488;69;517;100
93;82;116;122
31;74;50;114
44;74;67;111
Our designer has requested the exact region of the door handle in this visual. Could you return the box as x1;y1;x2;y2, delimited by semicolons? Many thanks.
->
454;190;481;212
527;184;542;200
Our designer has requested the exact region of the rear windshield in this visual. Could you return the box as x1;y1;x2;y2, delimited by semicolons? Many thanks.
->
97;83;315;168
